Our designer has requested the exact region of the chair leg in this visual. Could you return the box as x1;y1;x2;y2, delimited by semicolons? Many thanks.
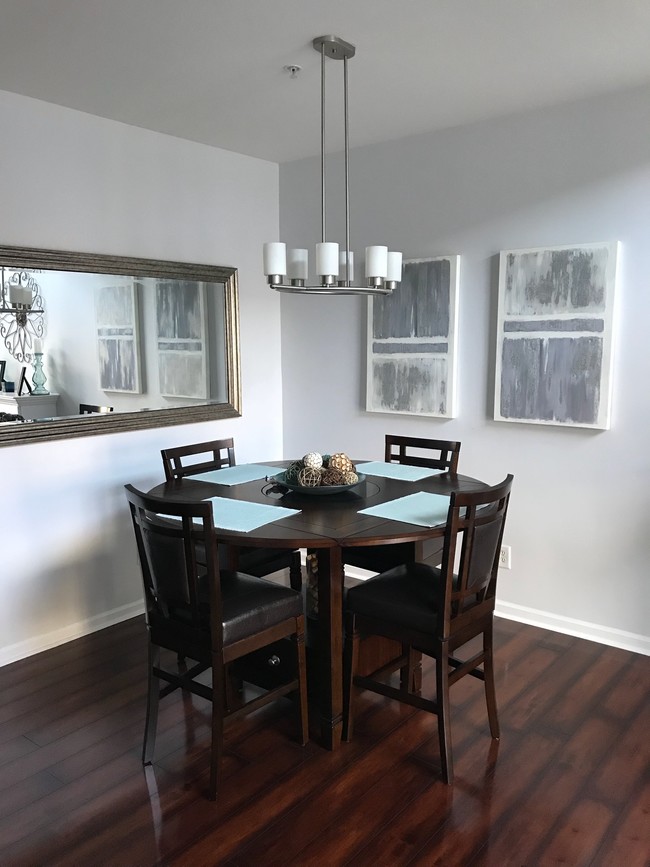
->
400;645;421;695
208;654;225;801
295;615;309;746
483;624;500;739
342;613;360;742
289;550;303;591
436;647;453;784
142;643;160;765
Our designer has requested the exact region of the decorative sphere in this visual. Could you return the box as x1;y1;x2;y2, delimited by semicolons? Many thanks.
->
298;466;322;487
329;452;354;474
284;460;303;483
303;452;323;470
341;470;359;485
322;468;345;486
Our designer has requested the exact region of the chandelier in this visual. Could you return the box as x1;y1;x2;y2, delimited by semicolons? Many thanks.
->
263;35;402;296
0;268;45;363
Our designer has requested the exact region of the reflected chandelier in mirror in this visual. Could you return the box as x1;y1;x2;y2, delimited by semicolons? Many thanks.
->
0;246;241;447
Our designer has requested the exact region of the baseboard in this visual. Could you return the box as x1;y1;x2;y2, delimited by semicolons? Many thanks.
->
495;600;650;656
0;600;145;668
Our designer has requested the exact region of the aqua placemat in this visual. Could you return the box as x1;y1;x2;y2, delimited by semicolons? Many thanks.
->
189;464;279;486
359;491;451;527
204;496;301;533
354;461;445;482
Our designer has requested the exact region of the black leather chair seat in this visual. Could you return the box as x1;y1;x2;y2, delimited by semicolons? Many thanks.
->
164;571;303;647
220;571;303;644
346;562;443;635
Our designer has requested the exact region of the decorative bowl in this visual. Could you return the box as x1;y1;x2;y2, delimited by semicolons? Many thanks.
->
273;470;365;496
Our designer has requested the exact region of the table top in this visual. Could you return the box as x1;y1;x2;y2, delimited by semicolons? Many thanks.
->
148;460;490;551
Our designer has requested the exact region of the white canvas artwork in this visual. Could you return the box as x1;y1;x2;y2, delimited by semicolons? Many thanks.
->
494;242;619;429
95;278;143;393
156;280;208;399
366;256;460;417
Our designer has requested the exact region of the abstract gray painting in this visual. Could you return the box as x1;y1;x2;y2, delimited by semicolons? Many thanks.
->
494;243;618;429
366;256;459;417
95;279;142;393
156;280;208;399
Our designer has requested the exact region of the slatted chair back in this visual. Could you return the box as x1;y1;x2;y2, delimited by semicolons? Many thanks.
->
161;437;236;482
385;434;461;474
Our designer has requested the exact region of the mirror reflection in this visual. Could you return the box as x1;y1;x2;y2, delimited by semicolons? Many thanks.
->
0;246;241;447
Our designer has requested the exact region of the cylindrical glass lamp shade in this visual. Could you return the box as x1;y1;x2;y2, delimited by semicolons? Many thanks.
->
316;242;339;277
288;248;309;280
365;246;388;279
263;242;287;277
339;250;354;282
387;251;403;282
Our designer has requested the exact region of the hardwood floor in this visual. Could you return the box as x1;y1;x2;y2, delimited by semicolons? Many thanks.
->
0;599;648;866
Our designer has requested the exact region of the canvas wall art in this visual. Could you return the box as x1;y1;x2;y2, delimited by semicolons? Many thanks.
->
366;256;459;417
156;280;208;399
494;242;618;429
95;279;143;393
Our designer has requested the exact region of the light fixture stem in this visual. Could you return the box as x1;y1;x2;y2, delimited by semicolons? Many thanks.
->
344;55;350;285
321;42;326;243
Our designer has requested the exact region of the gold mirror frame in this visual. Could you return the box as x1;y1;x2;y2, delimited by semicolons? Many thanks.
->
0;245;241;447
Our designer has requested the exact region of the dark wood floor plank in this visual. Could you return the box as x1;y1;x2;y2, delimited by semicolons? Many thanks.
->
591;779;650;867
0;611;647;867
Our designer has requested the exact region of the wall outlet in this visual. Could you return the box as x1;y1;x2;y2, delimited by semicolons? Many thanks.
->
499;545;512;569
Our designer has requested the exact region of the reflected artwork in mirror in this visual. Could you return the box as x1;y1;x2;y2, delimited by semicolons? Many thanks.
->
0;246;241;447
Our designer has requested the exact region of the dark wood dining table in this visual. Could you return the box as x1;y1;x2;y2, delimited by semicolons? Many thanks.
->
148;460;489;750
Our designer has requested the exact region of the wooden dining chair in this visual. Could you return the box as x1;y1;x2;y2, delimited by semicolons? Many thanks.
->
342;474;513;784
125;485;309;801
343;435;462;575
161;438;303;591
79;403;114;414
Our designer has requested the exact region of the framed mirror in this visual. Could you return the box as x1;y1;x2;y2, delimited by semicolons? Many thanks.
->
0;245;241;447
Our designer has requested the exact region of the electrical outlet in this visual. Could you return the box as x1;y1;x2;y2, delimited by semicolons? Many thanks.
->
499;545;511;569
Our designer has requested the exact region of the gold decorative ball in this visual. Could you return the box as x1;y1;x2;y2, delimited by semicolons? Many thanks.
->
298;466;322;487
329;452;354;474
303;451;323;470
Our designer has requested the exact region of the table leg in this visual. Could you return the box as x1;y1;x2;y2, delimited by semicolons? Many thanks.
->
315;547;344;750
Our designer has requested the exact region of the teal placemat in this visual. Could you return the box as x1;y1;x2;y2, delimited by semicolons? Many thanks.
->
205;496;301;533
189;464;279;486
359;491;450;527
355;461;445;482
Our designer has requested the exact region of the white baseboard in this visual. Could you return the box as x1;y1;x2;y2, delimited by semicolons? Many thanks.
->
495;600;649;656
0;600;145;668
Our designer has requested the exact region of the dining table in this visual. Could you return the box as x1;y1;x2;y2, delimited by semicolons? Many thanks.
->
148;459;490;750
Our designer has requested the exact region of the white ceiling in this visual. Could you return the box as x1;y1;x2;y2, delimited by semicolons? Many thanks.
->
1;0;649;164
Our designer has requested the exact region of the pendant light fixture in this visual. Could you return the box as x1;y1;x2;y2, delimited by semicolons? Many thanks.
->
263;36;402;296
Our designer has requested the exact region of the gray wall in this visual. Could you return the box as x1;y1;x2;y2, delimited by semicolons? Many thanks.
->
279;84;650;652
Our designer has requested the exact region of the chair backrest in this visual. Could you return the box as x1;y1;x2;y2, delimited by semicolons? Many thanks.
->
79;403;114;414
161;437;236;482
124;484;223;650
385;435;461;473
437;474;513;641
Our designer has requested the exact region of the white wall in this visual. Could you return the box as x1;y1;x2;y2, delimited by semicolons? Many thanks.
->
279;84;650;654
0;90;283;664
